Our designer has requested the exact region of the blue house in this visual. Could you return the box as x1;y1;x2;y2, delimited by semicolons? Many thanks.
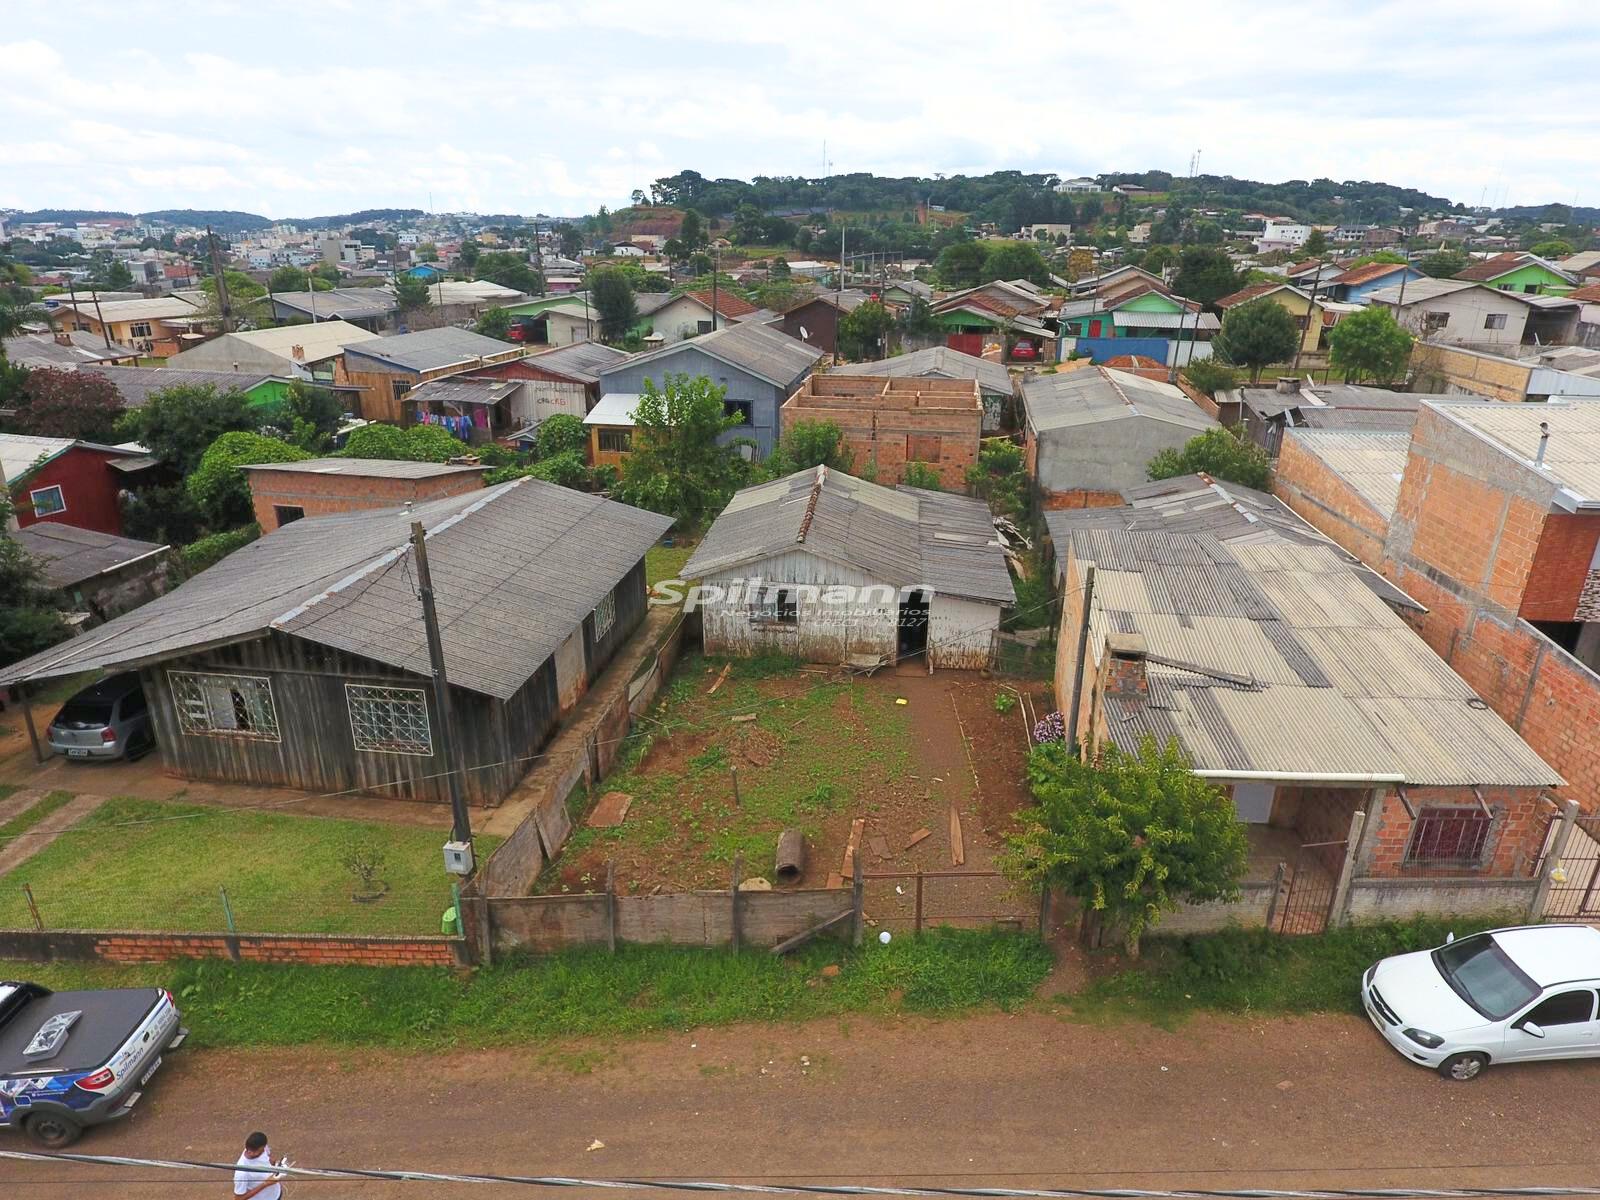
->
1329;261;1425;305
406;263;446;281
596;321;824;459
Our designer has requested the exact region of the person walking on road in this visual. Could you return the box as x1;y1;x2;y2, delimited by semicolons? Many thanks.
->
233;1131;287;1200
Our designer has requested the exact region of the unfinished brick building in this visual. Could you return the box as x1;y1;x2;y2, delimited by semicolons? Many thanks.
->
243;458;489;533
780;374;981;489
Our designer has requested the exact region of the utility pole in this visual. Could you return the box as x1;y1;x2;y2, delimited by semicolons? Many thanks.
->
710;247;719;332
206;226;232;333
834;223;845;365
409;521;473;851
1292;255;1326;373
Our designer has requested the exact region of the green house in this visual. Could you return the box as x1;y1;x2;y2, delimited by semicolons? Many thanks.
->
1455;252;1578;296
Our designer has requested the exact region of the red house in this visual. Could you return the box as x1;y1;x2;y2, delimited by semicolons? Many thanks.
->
1;434;151;536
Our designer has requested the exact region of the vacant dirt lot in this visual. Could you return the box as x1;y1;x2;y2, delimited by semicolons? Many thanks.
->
546;655;1049;915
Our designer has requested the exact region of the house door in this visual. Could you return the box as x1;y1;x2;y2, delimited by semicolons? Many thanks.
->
1087;320;1103;337
897;589;929;660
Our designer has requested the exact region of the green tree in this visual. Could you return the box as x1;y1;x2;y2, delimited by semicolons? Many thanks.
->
536;412;587;459
0;300;47;346
263;380;343;452
1170;247;1241;309
415;243;439;263
8;368;123;442
983;241;1052;286
102;259;134;289
1000;737;1248;957
475;306;513;341
121;484;205;547
765;419;852;477
1180;359;1241;396
1420;248;1468;278
474;251;542;296
591;268;640;342
935;242;987;287
1147;426;1271;491
1211;296;1300;381
613;373;750;529
898;297;942;340
268;265;308;293
1530;238;1574;260
1302;229;1328;257
678;209;707;251
340;423;470;463
903;461;942;490
120;384;257;474
770;256;792;280
837;300;894;360
1326;305;1413;384
188;431;310;528
314;262;341;285
559;226;583;259
394;273;433;314
457;238;480;274
0;490;68;667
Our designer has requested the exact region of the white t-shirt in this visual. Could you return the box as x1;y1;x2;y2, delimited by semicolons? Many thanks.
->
234;1147;282;1200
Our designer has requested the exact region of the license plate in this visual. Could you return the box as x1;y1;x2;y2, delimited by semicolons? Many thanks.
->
140;1057;162;1085
67;748;90;758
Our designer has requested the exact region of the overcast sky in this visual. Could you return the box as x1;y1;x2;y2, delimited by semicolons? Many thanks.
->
2;0;1594;219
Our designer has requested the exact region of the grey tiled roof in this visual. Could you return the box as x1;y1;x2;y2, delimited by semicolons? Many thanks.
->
833;345;1013;396
684;466;1014;605
1023;367;1215;434
522;340;631;384
3;331;139;368
13;524;168;590
0;479;672;699
604;320;824;389
241;457;487;479
344;327;521;374
85;365;285;408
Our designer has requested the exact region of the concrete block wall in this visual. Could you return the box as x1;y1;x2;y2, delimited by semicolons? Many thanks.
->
1410;343;1533;403
0;928;464;967
1273;434;1391;565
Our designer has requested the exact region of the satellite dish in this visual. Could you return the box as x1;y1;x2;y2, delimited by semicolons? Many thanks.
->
800;325;810;340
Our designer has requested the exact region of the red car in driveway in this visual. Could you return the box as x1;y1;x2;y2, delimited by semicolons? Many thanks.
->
1010;340;1039;361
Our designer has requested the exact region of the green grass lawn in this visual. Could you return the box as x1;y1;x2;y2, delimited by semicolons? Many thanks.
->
557;654;915;888
645;540;696;588
8;928;1050;1049
0;797;500;936
0;789;72;842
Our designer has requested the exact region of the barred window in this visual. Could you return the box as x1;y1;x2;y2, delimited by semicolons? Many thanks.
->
346;684;432;755
170;671;280;740
1405;806;1492;866
593;592;617;639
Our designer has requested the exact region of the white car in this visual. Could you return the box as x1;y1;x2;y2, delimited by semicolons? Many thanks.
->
1364;924;1600;1081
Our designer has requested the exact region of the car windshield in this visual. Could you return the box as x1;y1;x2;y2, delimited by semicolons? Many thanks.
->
1433;934;1540;1020
57;701;114;725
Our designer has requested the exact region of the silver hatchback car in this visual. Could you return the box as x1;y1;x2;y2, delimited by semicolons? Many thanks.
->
46;674;155;761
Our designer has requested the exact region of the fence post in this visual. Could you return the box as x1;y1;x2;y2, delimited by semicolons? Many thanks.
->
1327;809;1366;930
22;884;42;932
730;852;743;953
851;852;865;948
605;859;617;954
1264;861;1288;933
730;766;741;808
219;886;242;963
19;689;45;765
914;868;924;937
1529;799;1581;922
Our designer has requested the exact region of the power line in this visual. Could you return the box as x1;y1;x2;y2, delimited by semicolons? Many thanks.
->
4;1152;1600;1199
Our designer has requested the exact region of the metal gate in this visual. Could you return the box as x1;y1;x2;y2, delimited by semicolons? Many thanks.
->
1274;839;1345;935
1541;816;1600;919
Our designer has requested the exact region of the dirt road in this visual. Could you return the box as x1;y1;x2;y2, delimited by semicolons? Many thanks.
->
7;1008;1600;1197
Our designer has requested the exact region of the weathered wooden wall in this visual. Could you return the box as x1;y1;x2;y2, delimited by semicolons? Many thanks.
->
928;595;1001;669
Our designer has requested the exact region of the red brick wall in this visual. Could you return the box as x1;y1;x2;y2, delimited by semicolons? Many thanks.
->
1273;435;1389;565
1041;488;1124;510
1362;786;1548;878
248;469;486;532
1521;513;1600;621
0;929;465;967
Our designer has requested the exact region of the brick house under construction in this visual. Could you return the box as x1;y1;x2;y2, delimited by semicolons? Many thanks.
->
780;374;982;490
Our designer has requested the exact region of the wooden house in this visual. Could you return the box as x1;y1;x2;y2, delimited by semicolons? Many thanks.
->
0;480;672;807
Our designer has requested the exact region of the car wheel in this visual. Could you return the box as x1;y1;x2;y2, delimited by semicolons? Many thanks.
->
24;1110;84;1148
1438;1052;1488;1081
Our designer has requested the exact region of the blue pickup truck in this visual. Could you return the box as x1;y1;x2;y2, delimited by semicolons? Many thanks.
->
0;980;186;1147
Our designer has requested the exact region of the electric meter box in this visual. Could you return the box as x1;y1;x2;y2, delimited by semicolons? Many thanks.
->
443;840;475;876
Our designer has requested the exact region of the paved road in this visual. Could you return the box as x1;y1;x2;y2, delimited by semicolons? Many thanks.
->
6;1009;1600;1197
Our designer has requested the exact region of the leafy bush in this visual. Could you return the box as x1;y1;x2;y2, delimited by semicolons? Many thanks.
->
902;461;942;490
1181;359;1241;395
993;692;1017;714
181;525;259;574
536;413;587;460
188;432;310;528
1147;426;1271;491
341;423;471;463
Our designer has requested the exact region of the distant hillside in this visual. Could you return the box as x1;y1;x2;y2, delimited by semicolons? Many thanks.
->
137;209;274;233
281;208;426;230
11;208;135;223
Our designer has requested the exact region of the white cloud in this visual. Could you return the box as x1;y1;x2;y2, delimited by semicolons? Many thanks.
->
1;1;1596;215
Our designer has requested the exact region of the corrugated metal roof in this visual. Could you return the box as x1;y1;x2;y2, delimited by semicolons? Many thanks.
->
187;321;380;363
522;340;630;384
345;327;522;374
407;375;523;408
605;320;824;390
13;524;168;589
832;347;1012;396
1282;428;1411;519
1110;310;1221;331
0;479;672;699
242;457;487;479
3;331;138;367
1429;396;1600;506
86;365;285;408
1051;481;1558;788
583;393;642;426
1023;367;1216;434
682;466;1014;605
271;289;397;320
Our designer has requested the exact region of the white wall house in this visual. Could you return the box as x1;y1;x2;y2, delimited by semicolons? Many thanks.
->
683;467;1015;670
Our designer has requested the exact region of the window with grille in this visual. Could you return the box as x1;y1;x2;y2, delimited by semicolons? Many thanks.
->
597;429;631;453
346;684;432;755
170;671;280;740
1405;806;1492;867
592;592;616;639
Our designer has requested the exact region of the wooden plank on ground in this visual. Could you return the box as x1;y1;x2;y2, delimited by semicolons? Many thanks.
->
840;817;866;879
707;663;732;695
869;834;891;861
948;806;965;867
586;791;633;829
904;827;931;851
